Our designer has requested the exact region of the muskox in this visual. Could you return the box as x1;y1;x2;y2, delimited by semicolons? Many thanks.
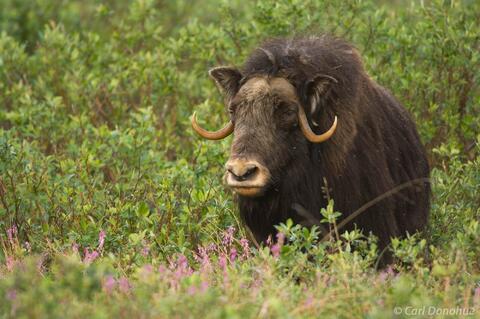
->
192;36;430;258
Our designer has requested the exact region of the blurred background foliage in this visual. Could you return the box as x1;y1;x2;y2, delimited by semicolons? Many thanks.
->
0;0;479;317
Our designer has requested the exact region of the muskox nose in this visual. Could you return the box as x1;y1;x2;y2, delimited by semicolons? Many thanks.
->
226;161;258;182
224;159;270;197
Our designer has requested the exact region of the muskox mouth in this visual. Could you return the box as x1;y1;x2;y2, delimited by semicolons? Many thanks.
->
225;175;269;197
229;186;266;197
223;159;270;197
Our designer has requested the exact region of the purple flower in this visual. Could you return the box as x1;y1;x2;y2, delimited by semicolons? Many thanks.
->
270;232;285;258
252;278;263;289
170;254;193;286
207;243;217;253
98;230;106;251
158;265;167;274
118;277;131;293
187;285;197;295
143;264;153;274
177;254;189;269
271;244;281;258
218;254;227;270
6;255;15;271
222;226;235;247
141;243;150;257
379;265;395;282
83;248;99;264
103;275;117;294
6;288;18;316
240;238;250;260
196;246;211;272
229;248;237;262
303;295;314;308
6;289;17;301
72;243;79;254
6;225;17;245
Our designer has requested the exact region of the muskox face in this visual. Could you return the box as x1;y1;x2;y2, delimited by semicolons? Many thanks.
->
225;77;305;197
191;67;338;197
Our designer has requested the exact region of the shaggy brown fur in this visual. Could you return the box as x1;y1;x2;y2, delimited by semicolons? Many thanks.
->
208;36;430;260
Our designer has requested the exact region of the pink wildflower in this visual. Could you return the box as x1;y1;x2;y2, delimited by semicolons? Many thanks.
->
222;226;235;247
118;277;131;294
229;248;237;262
168;254;193;290
303;295;315;308
177;254;189;270
103;275;117;294
196;246;211;272
200;281;209;292
6;225;17;245
271;244;281;257
141;243;150;257
218;253;227;271
187;285;197;295
6;289;17;301
6;255;15;271
379;265;395;282
83;248;99;264
207;243;217;254
270;232;285;258
171;254;193;287
143;264;153;274
240;238;251;260
158;265;167;274
6;289;18;316
72;243;79;254
98;230;106;251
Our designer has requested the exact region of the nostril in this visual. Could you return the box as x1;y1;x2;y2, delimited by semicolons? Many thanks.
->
227;167;236;177
243;166;257;178
227;163;258;182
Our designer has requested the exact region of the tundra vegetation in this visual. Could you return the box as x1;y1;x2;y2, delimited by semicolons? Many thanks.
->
0;0;479;318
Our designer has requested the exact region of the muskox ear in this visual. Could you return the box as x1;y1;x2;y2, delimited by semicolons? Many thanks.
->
209;66;243;99
306;74;338;115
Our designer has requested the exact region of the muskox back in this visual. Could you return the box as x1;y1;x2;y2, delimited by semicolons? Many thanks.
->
194;36;430;260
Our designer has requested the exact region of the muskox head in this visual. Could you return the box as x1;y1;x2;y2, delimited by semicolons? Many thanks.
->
192;64;337;198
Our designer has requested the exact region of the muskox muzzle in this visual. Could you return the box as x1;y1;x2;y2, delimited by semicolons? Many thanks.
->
224;158;270;197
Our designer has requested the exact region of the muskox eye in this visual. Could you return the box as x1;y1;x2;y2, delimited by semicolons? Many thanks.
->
228;105;237;117
274;101;288;111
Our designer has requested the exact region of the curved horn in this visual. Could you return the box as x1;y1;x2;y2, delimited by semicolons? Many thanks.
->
191;112;234;140
298;106;337;143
